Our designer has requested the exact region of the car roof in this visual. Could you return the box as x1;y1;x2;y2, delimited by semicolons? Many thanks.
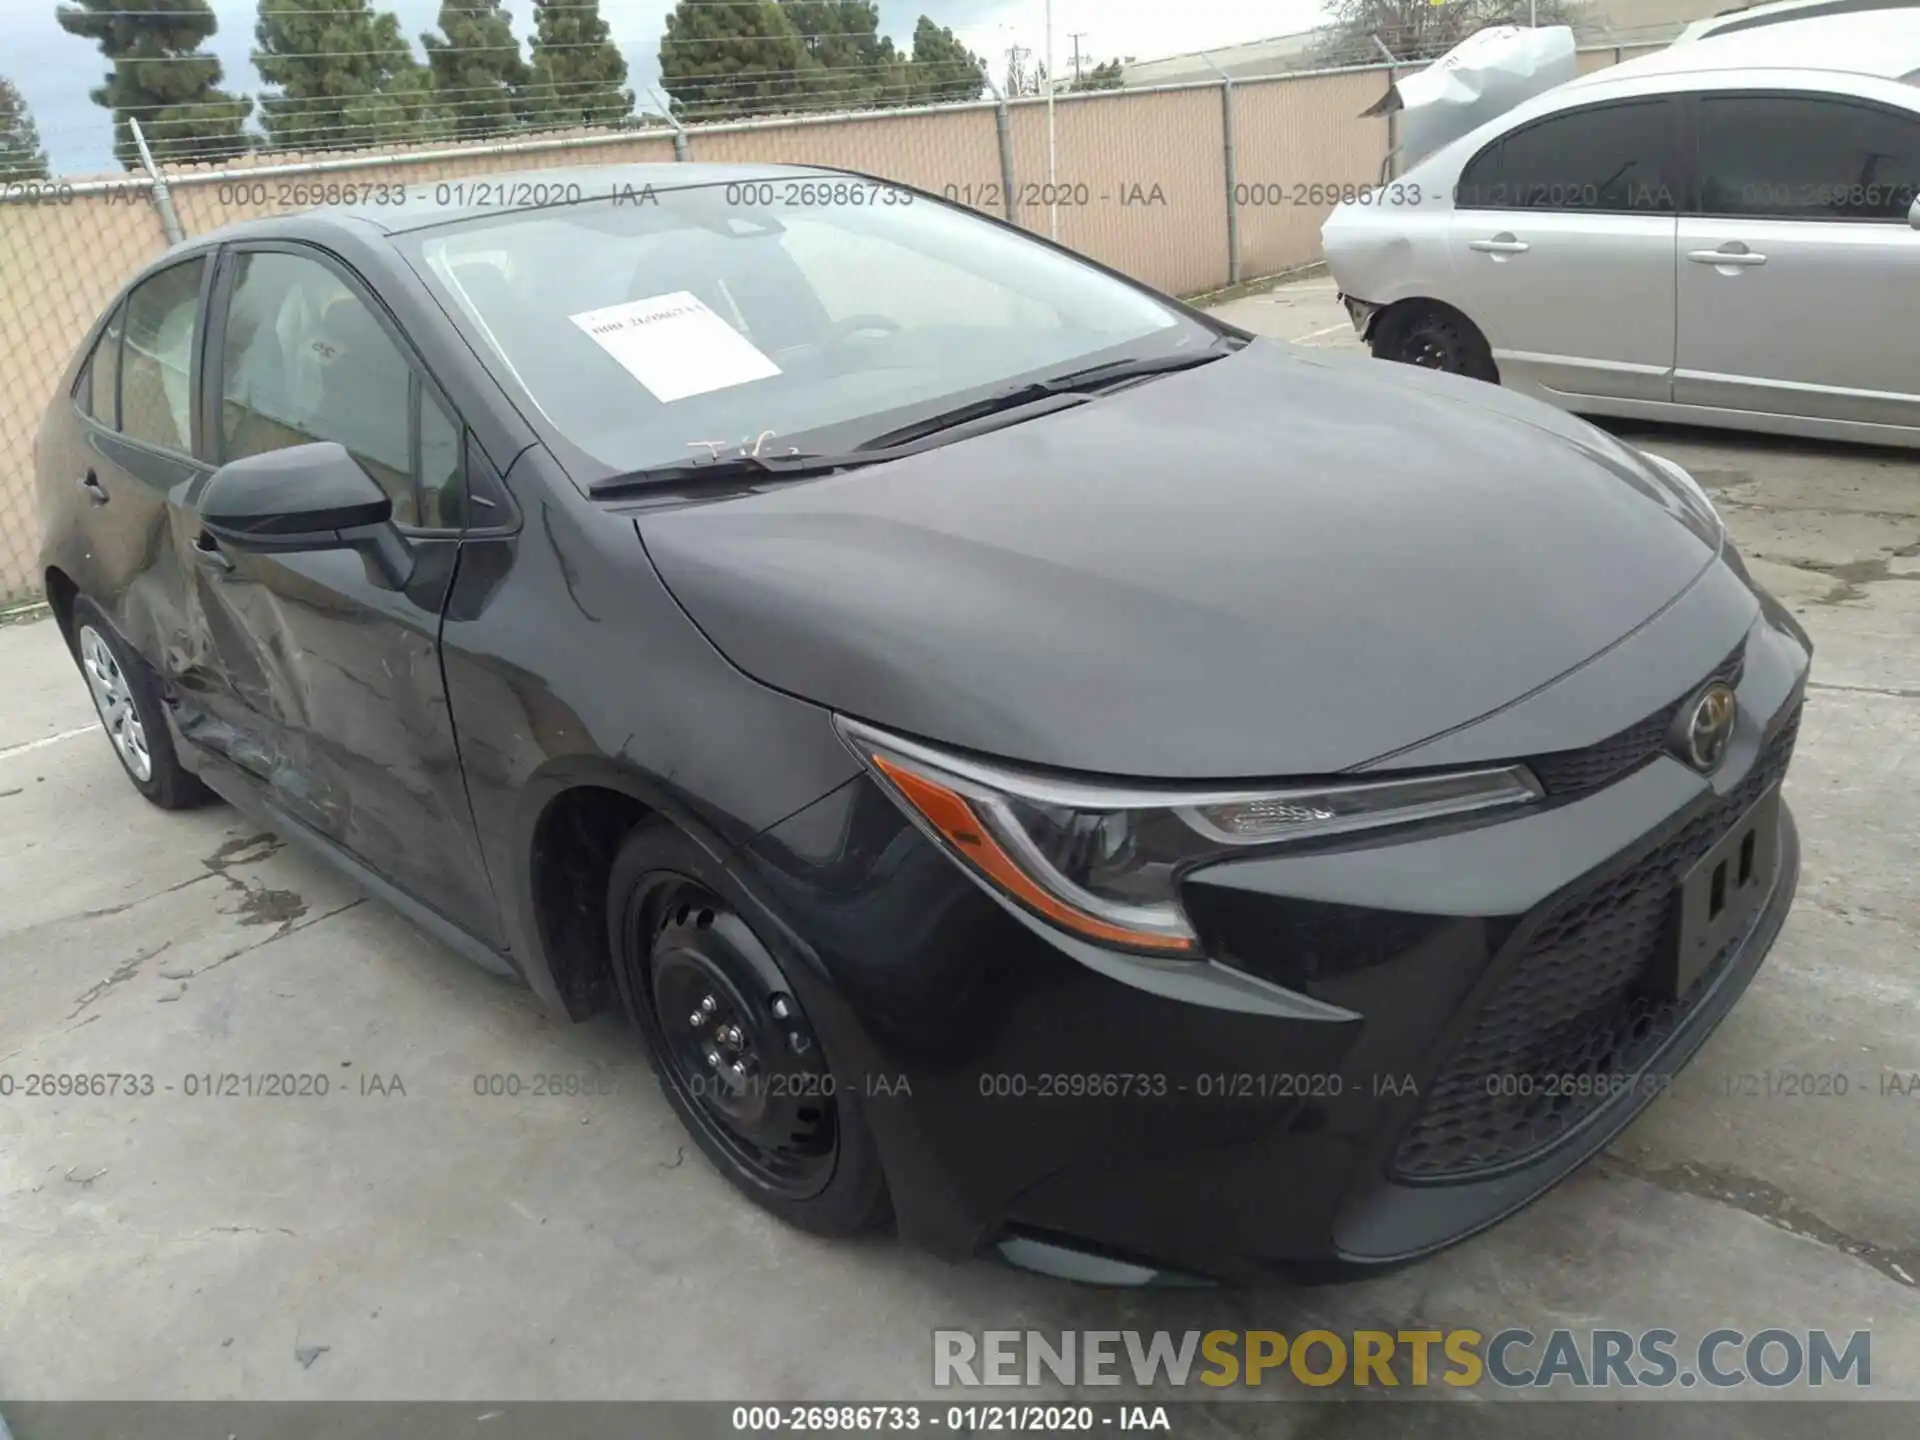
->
1564;9;1920;87
190;161;847;245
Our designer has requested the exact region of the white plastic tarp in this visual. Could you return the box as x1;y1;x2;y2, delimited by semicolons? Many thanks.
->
1364;26;1578;170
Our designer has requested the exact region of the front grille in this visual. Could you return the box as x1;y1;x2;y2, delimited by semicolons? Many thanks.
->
1391;703;1800;1182
1525;645;1747;800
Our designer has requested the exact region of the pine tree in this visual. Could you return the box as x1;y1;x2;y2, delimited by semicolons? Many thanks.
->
256;0;430;152
659;1;815;122
423;0;532;141
781;0;885;108
56;0;251;169
525;0;631;131
908;17;984;103
341;65;451;146
0;77;52;180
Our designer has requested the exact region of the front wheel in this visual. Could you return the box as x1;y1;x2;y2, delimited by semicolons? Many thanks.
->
70;597;212;810
1370;303;1499;382
608;819;890;1237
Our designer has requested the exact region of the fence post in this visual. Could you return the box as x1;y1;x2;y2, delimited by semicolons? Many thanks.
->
129;117;185;246
1199;53;1240;288
984;77;1018;225
651;88;690;161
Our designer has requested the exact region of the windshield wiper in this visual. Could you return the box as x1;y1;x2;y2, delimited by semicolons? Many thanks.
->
855;338;1239;451
589;390;1098;498
588;339;1240;498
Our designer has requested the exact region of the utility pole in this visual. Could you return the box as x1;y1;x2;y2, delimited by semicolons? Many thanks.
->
1069;32;1087;84
1045;0;1057;240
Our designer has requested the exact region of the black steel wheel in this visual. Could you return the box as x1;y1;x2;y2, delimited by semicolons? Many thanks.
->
608;819;890;1235
646;885;838;1198
1371;303;1498;383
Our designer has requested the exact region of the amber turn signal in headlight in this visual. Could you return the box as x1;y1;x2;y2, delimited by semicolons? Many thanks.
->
836;718;1541;958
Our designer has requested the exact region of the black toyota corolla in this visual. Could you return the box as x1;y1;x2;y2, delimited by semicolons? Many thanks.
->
37;163;1808;1285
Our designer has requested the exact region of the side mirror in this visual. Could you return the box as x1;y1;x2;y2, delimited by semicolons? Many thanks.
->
1910;197;1920;231
200;442;413;590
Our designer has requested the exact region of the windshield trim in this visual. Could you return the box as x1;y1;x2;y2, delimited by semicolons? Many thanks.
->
392;174;1240;495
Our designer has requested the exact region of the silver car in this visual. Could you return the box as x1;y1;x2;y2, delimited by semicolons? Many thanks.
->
1323;12;1920;447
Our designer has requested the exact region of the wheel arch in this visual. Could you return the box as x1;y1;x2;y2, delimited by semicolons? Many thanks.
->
1369;297;1500;383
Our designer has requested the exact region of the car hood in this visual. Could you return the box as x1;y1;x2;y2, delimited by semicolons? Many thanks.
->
636;340;1717;780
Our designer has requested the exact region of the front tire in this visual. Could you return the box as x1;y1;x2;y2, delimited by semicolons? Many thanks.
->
70;597;212;810
1371;302;1499;382
608;819;890;1237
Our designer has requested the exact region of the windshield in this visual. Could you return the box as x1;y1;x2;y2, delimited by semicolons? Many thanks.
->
400;179;1204;477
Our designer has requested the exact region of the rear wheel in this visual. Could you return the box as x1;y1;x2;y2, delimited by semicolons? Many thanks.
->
1371;303;1498;382
70;597;211;810
608;819;890;1236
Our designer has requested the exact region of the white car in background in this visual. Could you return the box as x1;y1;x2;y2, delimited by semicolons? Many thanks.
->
1322;11;1920;448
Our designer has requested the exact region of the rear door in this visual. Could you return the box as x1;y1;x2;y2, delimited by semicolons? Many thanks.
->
62;258;215;675
1675;89;1920;428
182;240;504;943
1448;96;1681;402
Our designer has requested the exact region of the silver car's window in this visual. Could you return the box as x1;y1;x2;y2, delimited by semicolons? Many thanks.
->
1456;99;1677;214
404;185;1196;475
119;258;206;455
1696;93;1920;222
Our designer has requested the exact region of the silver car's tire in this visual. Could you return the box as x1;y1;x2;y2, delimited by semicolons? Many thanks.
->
1371;303;1498;383
70;597;213;810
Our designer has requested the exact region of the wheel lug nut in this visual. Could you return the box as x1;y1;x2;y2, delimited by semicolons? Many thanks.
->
688;1011;704;1028
730;1061;747;1078
722;1025;743;1047
704;1050;722;1069
700;995;717;1014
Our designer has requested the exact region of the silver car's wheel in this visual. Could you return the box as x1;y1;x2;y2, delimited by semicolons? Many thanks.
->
79;623;153;782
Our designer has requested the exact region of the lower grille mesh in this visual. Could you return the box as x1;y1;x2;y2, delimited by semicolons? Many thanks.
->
1391;705;1800;1182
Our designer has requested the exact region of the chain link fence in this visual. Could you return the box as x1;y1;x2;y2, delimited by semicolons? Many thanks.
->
0;41;1664;606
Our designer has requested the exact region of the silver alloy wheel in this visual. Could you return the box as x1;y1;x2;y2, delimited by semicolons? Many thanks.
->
78;624;152;783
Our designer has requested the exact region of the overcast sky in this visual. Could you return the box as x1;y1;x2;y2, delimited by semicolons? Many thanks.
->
3;0;1330;174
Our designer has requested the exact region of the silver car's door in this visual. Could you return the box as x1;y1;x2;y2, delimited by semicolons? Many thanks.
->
1676;89;1920;427
1448;96;1681;402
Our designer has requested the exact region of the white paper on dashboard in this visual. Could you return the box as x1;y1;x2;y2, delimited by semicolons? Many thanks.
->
569;292;781;403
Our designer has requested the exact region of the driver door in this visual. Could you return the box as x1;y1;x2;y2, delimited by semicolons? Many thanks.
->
180;241;503;944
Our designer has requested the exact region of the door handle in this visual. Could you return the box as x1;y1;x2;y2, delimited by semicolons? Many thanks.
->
192;533;235;573
1469;235;1530;254
78;471;108;505
1687;247;1767;267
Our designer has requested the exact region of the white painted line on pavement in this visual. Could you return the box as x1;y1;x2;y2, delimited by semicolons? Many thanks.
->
0;724;98;762
1293;322;1358;344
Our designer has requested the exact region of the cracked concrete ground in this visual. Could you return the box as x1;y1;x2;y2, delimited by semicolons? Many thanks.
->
1;276;1915;1414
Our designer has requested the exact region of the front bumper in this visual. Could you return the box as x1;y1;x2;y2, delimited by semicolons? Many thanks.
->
743;610;1809;1285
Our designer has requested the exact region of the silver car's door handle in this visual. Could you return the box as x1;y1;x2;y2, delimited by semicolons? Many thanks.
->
1469;236;1530;254
1687;248;1767;266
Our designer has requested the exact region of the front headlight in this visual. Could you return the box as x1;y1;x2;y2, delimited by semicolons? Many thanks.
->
836;719;1541;956
1639;450;1723;541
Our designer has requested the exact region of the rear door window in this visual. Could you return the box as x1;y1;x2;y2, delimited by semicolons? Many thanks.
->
1457;99;1678;213
81;303;123;425
119;258;207;454
1695;93;1920;220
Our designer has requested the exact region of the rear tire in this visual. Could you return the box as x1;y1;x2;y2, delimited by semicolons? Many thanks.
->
70;597;212;811
1371;303;1499;383
608;818;891;1238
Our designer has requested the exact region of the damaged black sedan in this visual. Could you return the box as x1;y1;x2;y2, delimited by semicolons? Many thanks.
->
37;164;1808;1284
